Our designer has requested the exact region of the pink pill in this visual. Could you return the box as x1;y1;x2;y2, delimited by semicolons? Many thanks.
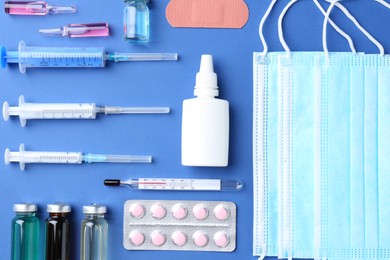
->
192;230;208;247
172;203;188;220
129;203;145;218
151;203;167;219
129;230;145;246
193;204;208;220
151;230;166;246
214;204;230;220
213;231;229;247
172;230;187;247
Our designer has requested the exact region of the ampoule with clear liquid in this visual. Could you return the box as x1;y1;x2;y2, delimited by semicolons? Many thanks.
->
80;204;108;260
124;0;150;42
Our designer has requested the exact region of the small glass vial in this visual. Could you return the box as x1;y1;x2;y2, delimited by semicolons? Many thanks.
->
45;203;71;260
123;0;150;43
11;203;40;260
80;204;108;260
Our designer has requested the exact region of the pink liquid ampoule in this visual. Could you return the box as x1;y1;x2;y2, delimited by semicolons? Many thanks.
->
4;1;75;15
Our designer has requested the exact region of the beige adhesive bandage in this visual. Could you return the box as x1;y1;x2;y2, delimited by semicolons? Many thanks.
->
166;0;249;29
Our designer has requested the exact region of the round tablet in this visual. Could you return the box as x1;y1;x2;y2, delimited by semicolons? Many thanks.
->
213;204;230;220
129;203;145;218
129;230;145;246
192;230;209;247
213;231;229;247
172;230;187;247
193;204;208;220
172;203;188;220
151;230;166;246
151;203;167;219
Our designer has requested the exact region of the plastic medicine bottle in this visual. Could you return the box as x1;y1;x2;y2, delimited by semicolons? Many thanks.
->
182;54;229;167
45;203;71;260
11;203;40;260
80;204;108;260
123;0;150;42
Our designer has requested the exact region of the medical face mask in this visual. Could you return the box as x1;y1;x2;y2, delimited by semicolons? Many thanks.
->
253;1;390;259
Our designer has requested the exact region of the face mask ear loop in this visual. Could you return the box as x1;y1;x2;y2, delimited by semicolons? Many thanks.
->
278;0;298;59
257;244;267;260
323;1;338;64
313;0;356;54
375;0;390;9
259;0;278;56
327;1;385;56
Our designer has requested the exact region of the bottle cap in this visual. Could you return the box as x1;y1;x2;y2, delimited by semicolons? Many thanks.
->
13;203;37;212
194;54;219;97
83;203;107;214
47;202;71;213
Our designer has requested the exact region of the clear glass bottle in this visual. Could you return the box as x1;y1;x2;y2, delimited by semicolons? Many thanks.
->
80;204;108;260
123;0;150;43
45;203;71;260
11;203;40;260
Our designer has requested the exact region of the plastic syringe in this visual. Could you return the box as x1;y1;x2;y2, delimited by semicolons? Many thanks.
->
104;178;243;192
3;95;170;127
0;41;178;73
5;144;152;171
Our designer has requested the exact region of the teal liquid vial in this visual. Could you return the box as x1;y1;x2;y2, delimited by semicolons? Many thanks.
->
80;204;108;260
123;0;150;43
11;203;40;260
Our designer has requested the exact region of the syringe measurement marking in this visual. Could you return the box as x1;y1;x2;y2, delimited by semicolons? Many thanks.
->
41;109;93;118
26;52;103;67
38;155;80;163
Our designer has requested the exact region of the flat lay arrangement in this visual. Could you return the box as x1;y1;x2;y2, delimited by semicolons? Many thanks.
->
1;1;389;260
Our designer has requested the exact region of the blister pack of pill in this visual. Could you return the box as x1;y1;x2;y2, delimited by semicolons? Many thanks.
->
123;200;236;252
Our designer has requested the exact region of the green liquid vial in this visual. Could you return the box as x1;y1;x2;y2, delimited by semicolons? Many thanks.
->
11;203;40;260
80;204;108;260
123;0;150;43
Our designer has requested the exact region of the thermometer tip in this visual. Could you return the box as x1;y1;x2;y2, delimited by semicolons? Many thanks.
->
104;179;121;186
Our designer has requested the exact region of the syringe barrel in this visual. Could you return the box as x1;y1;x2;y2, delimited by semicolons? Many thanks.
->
4;96;97;126
16;41;106;73
19;103;97;119
9;151;82;164
5;146;83;171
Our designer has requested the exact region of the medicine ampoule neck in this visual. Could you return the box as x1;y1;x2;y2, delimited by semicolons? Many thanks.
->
194;55;219;98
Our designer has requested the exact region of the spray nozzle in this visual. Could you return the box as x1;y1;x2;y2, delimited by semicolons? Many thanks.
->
194;54;219;97
199;55;214;72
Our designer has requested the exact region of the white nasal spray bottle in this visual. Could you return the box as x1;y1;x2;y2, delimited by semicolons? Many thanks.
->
181;54;229;167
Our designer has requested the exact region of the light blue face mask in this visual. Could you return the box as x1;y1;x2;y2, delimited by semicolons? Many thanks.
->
253;1;390;259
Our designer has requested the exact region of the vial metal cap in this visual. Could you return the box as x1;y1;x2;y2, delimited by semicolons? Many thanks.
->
47;202;71;213
83;204;107;214
125;0;150;3
13;203;37;212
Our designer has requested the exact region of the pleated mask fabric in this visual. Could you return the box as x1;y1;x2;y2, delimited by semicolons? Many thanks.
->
253;1;390;259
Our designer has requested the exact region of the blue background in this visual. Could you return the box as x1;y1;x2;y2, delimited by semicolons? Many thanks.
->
0;0;389;259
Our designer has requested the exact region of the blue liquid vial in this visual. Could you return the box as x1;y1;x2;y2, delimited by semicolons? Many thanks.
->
11;203;40;260
80;204;108;260
123;0;150;43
